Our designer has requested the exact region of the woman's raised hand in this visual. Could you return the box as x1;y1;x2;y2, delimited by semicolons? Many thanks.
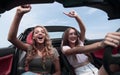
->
63;10;78;18
16;4;31;15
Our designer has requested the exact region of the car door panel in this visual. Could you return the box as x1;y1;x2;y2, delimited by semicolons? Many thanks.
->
0;47;16;75
0;54;13;75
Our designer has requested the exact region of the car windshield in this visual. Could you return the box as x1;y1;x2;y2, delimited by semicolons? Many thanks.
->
0;2;120;47
49;32;63;39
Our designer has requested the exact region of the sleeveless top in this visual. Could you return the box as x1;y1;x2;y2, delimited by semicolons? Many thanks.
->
27;46;59;73
62;41;88;68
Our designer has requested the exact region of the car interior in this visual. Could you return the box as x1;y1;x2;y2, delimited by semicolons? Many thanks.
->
14;26;76;75
0;0;120;75
14;26;120;75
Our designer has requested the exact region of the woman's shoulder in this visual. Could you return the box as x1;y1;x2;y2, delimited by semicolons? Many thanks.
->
52;48;58;54
62;45;71;50
79;40;84;46
51;47;59;58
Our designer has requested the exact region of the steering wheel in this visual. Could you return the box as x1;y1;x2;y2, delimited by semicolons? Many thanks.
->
103;29;120;75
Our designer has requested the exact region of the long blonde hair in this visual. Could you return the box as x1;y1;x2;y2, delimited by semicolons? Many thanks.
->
25;25;54;69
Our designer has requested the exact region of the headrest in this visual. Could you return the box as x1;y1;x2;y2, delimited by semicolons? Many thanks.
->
26;31;33;44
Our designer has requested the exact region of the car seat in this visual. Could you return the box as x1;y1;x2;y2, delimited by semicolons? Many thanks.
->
26;31;33;44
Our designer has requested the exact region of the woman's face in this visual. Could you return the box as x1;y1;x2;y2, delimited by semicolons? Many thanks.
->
33;27;46;44
68;29;78;44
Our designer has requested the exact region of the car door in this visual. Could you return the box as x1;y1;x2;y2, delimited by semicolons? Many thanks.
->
0;46;18;75
0;33;25;75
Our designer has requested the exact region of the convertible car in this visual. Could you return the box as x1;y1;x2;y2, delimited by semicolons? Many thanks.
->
0;0;120;75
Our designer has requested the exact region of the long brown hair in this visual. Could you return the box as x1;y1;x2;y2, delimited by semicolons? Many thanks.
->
25;25;54;69
62;27;80;47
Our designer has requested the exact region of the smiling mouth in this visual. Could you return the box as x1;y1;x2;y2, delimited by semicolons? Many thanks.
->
37;36;44;41
71;38;76;41
38;37;43;39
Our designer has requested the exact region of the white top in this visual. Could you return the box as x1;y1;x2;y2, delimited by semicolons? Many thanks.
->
62;41;88;68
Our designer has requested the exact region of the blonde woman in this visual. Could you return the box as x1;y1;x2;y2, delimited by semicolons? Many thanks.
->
8;4;61;75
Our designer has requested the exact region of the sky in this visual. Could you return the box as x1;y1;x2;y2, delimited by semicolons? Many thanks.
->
0;2;120;48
